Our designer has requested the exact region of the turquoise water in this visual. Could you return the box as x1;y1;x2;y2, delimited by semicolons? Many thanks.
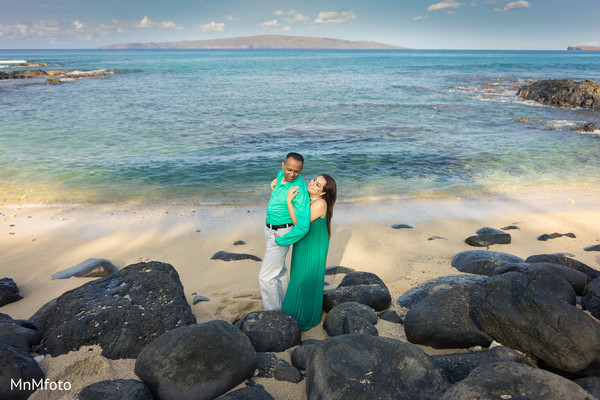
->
1;49;599;205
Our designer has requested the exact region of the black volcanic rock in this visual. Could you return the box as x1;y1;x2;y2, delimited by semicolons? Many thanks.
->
0;278;22;306
517;78;600;110
306;334;450;400
135;320;257;400
30;261;196;359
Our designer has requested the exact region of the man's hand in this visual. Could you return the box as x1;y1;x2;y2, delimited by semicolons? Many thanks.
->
287;185;300;203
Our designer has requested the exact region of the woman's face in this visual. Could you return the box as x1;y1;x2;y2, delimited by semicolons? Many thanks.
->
308;176;327;197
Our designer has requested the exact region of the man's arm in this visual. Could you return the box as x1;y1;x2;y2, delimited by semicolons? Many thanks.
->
275;188;310;246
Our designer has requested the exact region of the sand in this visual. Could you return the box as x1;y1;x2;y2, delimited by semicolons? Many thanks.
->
1;189;599;399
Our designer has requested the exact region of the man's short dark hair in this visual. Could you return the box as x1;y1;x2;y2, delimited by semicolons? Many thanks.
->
285;152;304;165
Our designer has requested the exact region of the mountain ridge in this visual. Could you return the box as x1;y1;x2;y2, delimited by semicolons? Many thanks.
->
98;34;407;50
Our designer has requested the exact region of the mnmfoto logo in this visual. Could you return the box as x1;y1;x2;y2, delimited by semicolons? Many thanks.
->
11;379;71;391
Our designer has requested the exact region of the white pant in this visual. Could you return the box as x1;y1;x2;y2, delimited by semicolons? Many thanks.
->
259;225;292;311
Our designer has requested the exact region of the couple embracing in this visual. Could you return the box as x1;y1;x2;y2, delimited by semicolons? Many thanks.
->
259;152;337;331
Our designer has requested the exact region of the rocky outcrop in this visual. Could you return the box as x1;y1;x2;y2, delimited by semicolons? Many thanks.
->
517;79;600;110
306;334;450;400
233;311;301;352
135;320;257;400
31;261;196;359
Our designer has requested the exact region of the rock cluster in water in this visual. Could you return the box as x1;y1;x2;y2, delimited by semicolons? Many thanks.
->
517;78;600;110
0;68;112;84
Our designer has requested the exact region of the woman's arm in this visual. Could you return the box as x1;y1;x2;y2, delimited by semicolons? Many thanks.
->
286;185;300;224
270;178;278;190
309;198;327;222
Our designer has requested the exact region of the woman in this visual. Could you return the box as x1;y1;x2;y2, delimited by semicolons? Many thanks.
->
279;174;337;331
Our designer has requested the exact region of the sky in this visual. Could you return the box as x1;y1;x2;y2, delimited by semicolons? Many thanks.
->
0;0;599;50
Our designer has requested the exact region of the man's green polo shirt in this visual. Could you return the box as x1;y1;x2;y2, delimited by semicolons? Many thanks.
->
266;170;310;246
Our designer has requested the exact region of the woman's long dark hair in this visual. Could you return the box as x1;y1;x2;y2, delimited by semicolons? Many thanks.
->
320;174;337;238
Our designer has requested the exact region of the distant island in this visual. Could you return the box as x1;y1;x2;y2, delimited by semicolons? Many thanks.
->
567;45;600;51
98;34;407;50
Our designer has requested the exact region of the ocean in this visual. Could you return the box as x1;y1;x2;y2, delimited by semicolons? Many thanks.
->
1;49;599;206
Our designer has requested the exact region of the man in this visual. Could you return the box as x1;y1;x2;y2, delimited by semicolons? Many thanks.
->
259;152;310;311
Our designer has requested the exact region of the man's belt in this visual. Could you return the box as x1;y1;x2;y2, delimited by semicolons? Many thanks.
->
266;222;294;230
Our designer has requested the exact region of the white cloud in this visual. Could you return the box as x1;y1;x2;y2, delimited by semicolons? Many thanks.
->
134;16;182;30
503;1;531;11
427;0;465;11
261;19;281;28
413;15;429;21
226;15;238;21
314;11;356;24
274;10;310;23
585;41;600;46
0;16;184;41
196;21;225;32
283;26;292;31
493;7;502;12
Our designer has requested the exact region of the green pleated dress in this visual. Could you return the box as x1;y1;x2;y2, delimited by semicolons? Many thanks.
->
282;213;329;331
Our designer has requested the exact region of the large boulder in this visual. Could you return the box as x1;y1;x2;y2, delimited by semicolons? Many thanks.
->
0;335;45;400
323;302;378;337
135;320;257;400
478;270;600;373
493;262;591;295
517;78;600;110
78;379;153;400
0;278;22;306
306;334;450;400
452;250;524;276
440;362;596;400
396;275;487;310
233;311;301;352
525;254;600;280
30;261;196;359
404;283;492;349
582;277;600;319
323;272;391;312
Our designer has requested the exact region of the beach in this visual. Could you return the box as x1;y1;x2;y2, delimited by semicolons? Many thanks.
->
2;189;599;399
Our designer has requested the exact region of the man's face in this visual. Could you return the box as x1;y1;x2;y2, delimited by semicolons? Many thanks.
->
281;158;303;183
